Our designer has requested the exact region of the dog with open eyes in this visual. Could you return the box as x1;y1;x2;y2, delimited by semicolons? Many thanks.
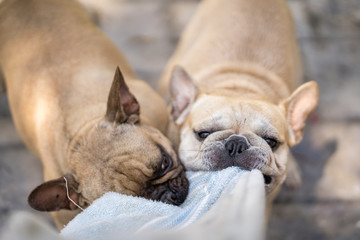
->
0;0;188;229
159;0;319;210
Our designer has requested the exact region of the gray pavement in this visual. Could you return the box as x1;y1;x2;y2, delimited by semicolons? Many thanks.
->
0;0;359;239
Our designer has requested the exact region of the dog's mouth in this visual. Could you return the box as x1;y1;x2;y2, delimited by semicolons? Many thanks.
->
263;174;272;185
141;171;189;206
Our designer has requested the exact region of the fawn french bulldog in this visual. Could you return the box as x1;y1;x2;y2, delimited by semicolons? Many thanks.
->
159;0;318;204
0;0;188;229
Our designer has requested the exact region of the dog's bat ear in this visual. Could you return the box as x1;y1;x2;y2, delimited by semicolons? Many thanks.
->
170;65;198;124
281;81;319;147
28;174;82;212
106;66;140;124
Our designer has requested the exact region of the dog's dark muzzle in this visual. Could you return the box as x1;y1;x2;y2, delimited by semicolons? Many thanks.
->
142;171;189;206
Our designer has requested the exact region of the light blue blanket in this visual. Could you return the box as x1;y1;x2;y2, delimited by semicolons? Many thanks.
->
61;167;264;240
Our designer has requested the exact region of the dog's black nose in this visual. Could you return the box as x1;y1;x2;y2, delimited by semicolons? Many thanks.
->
225;135;250;157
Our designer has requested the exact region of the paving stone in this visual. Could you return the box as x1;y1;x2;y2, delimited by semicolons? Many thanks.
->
93;1;177;87
78;0;198;88
313;123;360;200
268;201;360;240
0;94;10;117
289;0;360;40
277;122;360;202
287;0;360;122
301;39;360;122
0;116;22;147
0;95;53;229
0;130;53;229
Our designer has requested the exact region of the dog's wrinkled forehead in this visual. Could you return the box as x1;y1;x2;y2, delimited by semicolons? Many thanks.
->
140;125;175;155
67;122;178;200
188;94;287;138
69;123;169;171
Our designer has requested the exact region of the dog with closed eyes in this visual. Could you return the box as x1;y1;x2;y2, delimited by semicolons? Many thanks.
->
0;0;188;229
159;0;319;210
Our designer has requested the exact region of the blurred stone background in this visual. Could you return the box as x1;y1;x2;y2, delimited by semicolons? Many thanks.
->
0;0;359;239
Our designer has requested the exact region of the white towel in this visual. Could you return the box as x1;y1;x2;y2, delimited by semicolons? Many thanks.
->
61;167;265;240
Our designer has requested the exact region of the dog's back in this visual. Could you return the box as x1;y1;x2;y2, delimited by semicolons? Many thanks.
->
0;0;185;228
159;0;302;99
0;0;169;177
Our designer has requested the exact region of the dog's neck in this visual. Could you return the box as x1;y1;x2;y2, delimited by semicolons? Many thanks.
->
193;62;293;103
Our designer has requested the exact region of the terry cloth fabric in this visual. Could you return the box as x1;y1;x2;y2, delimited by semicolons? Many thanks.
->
61;167;265;240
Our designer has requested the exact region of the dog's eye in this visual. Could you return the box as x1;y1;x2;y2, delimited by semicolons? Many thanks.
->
198;132;210;139
161;154;170;170
264;138;279;150
160;152;173;176
196;131;211;139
